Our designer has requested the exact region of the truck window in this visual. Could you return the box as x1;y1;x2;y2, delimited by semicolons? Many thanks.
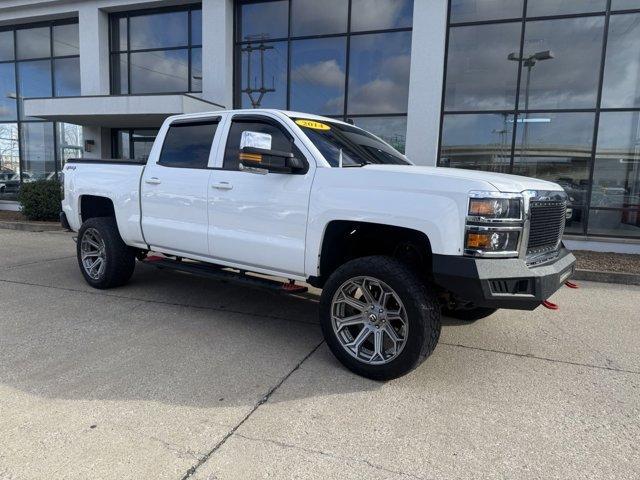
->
223;119;293;171
158;120;219;169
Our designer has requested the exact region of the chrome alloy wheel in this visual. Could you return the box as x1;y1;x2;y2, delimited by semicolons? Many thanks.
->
331;276;409;365
80;227;106;280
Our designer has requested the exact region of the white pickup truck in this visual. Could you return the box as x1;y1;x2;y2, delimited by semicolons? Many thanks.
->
61;109;576;380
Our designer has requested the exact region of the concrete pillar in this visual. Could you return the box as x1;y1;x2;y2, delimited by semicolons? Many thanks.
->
78;4;110;96
404;0;448;166
202;0;234;109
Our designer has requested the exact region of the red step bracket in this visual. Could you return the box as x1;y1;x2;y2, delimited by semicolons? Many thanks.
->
542;300;559;310
565;281;579;289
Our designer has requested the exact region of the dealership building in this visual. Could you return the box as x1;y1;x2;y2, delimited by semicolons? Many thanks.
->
0;0;639;249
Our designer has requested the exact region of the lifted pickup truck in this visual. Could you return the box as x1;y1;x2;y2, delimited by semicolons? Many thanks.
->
61;109;576;380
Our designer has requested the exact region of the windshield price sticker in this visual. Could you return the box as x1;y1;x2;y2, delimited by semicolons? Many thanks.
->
295;119;331;131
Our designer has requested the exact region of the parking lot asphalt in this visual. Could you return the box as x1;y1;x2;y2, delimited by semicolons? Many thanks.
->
0;229;638;480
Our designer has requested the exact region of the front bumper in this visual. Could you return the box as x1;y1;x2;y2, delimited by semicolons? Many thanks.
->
432;247;576;310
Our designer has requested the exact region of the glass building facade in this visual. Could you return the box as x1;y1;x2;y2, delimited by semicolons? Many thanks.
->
0;19;82;200
234;0;413;153
440;0;640;238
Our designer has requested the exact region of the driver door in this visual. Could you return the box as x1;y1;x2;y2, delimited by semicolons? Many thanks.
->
208;115;314;277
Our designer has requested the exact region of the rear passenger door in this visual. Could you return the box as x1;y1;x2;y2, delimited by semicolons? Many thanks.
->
141;118;220;256
208;114;314;277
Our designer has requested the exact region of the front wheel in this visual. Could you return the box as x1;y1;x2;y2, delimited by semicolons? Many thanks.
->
319;256;441;381
77;217;135;289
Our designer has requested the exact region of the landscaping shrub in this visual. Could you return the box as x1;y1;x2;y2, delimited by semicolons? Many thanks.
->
18;179;62;221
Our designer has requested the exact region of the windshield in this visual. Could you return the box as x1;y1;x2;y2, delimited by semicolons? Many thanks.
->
293;118;410;167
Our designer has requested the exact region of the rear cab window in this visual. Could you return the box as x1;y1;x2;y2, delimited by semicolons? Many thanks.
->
158;119;220;169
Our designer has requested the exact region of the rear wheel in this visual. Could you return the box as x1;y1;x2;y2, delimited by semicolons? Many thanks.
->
77;217;135;289
319;256;441;381
442;306;497;322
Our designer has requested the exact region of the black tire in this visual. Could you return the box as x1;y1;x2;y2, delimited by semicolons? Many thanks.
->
319;256;441;381
442;306;497;322
77;217;135;289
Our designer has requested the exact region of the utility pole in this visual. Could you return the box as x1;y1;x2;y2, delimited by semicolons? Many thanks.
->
241;35;276;108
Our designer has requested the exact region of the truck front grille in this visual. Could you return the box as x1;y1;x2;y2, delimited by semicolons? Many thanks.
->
526;201;566;259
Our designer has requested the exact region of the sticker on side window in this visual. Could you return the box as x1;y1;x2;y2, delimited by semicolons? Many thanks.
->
295;119;331;131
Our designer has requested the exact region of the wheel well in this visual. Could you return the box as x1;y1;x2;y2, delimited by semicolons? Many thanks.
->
314;221;432;287
80;195;115;222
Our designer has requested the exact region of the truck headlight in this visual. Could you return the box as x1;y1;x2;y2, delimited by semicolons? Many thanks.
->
465;192;523;258
465;229;520;253
468;197;521;220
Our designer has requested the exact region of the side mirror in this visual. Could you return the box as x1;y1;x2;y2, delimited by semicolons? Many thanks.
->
239;147;305;174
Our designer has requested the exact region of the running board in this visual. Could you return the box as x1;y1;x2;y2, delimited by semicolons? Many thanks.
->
141;256;309;294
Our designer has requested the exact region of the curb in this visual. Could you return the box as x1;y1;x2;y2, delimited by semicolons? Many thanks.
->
0;220;64;233
573;269;640;286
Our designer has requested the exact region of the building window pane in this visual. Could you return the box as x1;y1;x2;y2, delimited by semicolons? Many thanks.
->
351;116;408;154
56;123;83;167
111;17;128;51
111;54;128;94
130;49;189;94
20;122;55;180
0;31;15;61
592;112;640;210
527;0;606;17
191;48;202;92
612;0;640;10
291;0;348;36
445;23;520;111
348;31;411;115
16;27;51;60
290;37;346;115
238;0;289;42
588;209;640;237
351;0;413;31
53;23;79;56
0;123;20;200
440;113;514;173
0;64;17;121
191;9;202;45
54;57;80;97
512;112;595;209
17;60;52;120
519;17;604;110
449;0;523;23
129;11;188;50
238;40;287;109
601;13;640;109
132;129;158;160
113;130;131;159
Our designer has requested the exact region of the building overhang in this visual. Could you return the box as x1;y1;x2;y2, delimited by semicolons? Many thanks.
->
23;94;224;128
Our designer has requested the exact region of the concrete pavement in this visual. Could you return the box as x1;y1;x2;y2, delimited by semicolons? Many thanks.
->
0;229;638;479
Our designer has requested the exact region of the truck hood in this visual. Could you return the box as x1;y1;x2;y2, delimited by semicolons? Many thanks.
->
362;165;563;193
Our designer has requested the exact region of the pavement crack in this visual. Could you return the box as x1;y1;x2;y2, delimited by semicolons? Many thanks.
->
0;277;318;327
2;255;75;271
234;433;431;480
179;340;325;480
441;341;640;375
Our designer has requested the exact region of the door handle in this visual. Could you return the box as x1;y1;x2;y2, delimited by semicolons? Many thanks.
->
212;182;233;190
145;177;161;185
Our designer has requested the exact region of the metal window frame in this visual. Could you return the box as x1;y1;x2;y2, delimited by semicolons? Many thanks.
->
438;0;640;240
108;3;203;96
233;0;413;123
